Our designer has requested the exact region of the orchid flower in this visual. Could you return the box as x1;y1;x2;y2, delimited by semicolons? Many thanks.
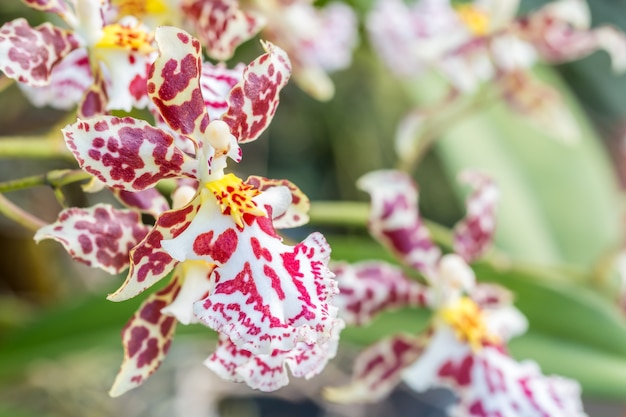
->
55;26;341;395
179;0;358;100
324;170;586;416
0;0;157;115
367;0;626;143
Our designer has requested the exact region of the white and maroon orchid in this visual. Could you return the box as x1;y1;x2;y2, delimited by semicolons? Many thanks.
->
0;0;156;115
324;169;586;416
183;0;359;100
59;26;341;395
367;0;626;143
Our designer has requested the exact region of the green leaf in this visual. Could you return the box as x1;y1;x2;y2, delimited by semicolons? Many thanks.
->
427;67;622;269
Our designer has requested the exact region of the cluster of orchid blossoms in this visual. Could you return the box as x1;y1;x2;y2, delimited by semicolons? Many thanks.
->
1;0;358;398
324;170;587;416
367;0;626;155
0;0;615;415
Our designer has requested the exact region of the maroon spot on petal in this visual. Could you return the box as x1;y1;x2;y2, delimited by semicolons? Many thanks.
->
136;337;159;367
127;325;149;358
139;299;168;324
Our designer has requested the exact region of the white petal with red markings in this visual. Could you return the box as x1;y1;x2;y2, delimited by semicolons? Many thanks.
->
108;197;201;301
19;47;92;110
34;204;150;274
222;41;292;144
99;49;155;112
109;275;181;397
453;170;498;263
246;176;311;229
0;19;80;86
207;320;343;392
324;333;425;403
183;0;265;61
148;26;209;144
183;212;338;354
200;62;245;120
333;261;431;325
357;170;441;279
63;116;198;191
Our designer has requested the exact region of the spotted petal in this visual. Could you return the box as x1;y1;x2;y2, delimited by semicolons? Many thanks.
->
222;41;292;144
201;62;245;120
324;333;425;403
148;26;209;146
191;225;338;355
34;204;150;274
63;116;197;191
22;0;71;16
182;0;265;61
108;198;201;301
245;176;310;228
109;275;181;397
163;195;337;354
207;321;342;392
0;18;80;86
357;170;441;279
453;170;499;263
333;261;431;326
404;328;585;417
18;47;92;110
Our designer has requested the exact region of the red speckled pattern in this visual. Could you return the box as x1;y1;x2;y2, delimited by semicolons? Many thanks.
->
34;204;150;274
246;175;310;228
0;19;79;87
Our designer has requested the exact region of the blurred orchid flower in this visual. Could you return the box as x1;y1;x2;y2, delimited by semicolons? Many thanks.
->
0;0;158;115
48;26;341;395
324;170;586;416
368;0;626;143
186;0;359;100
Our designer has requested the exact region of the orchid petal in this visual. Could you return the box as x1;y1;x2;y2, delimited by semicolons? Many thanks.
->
161;261;215;325
18;47;92;110
453;170;499;263
109;275;181;397
99;50;154;112
222;41;292;144
63;116;197;191
112;188;170;218
34;204;150;274
324;333;425;403
408;327;585;416
200;62;245;120
77;65;108;118
22;0;71;16
108;198;201;301
182;0;265;61
207;321;342;391
357;170;441;279
246;176;310;228
174;197;337;354
148;26;209;145
0;18;80;86
333;261;431;326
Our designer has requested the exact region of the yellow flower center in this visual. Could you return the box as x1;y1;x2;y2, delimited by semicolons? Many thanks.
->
112;0;168;17
205;173;265;228
439;296;497;351
95;23;154;53
455;4;490;36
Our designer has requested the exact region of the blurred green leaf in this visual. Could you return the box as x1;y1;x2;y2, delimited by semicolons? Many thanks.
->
413;66;623;269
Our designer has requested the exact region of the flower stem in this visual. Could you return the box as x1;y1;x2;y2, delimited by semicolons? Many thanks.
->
0;137;75;160
0;170;92;193
0;76;15;95
0;193;46;231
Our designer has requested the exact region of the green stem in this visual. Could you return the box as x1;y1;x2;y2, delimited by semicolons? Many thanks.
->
0;170;92;193
0;76;15;95
0;137;74;160
0;193;46;231
309;200;588;284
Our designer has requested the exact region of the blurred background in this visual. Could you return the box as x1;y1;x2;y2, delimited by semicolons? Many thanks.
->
3;0;626;415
